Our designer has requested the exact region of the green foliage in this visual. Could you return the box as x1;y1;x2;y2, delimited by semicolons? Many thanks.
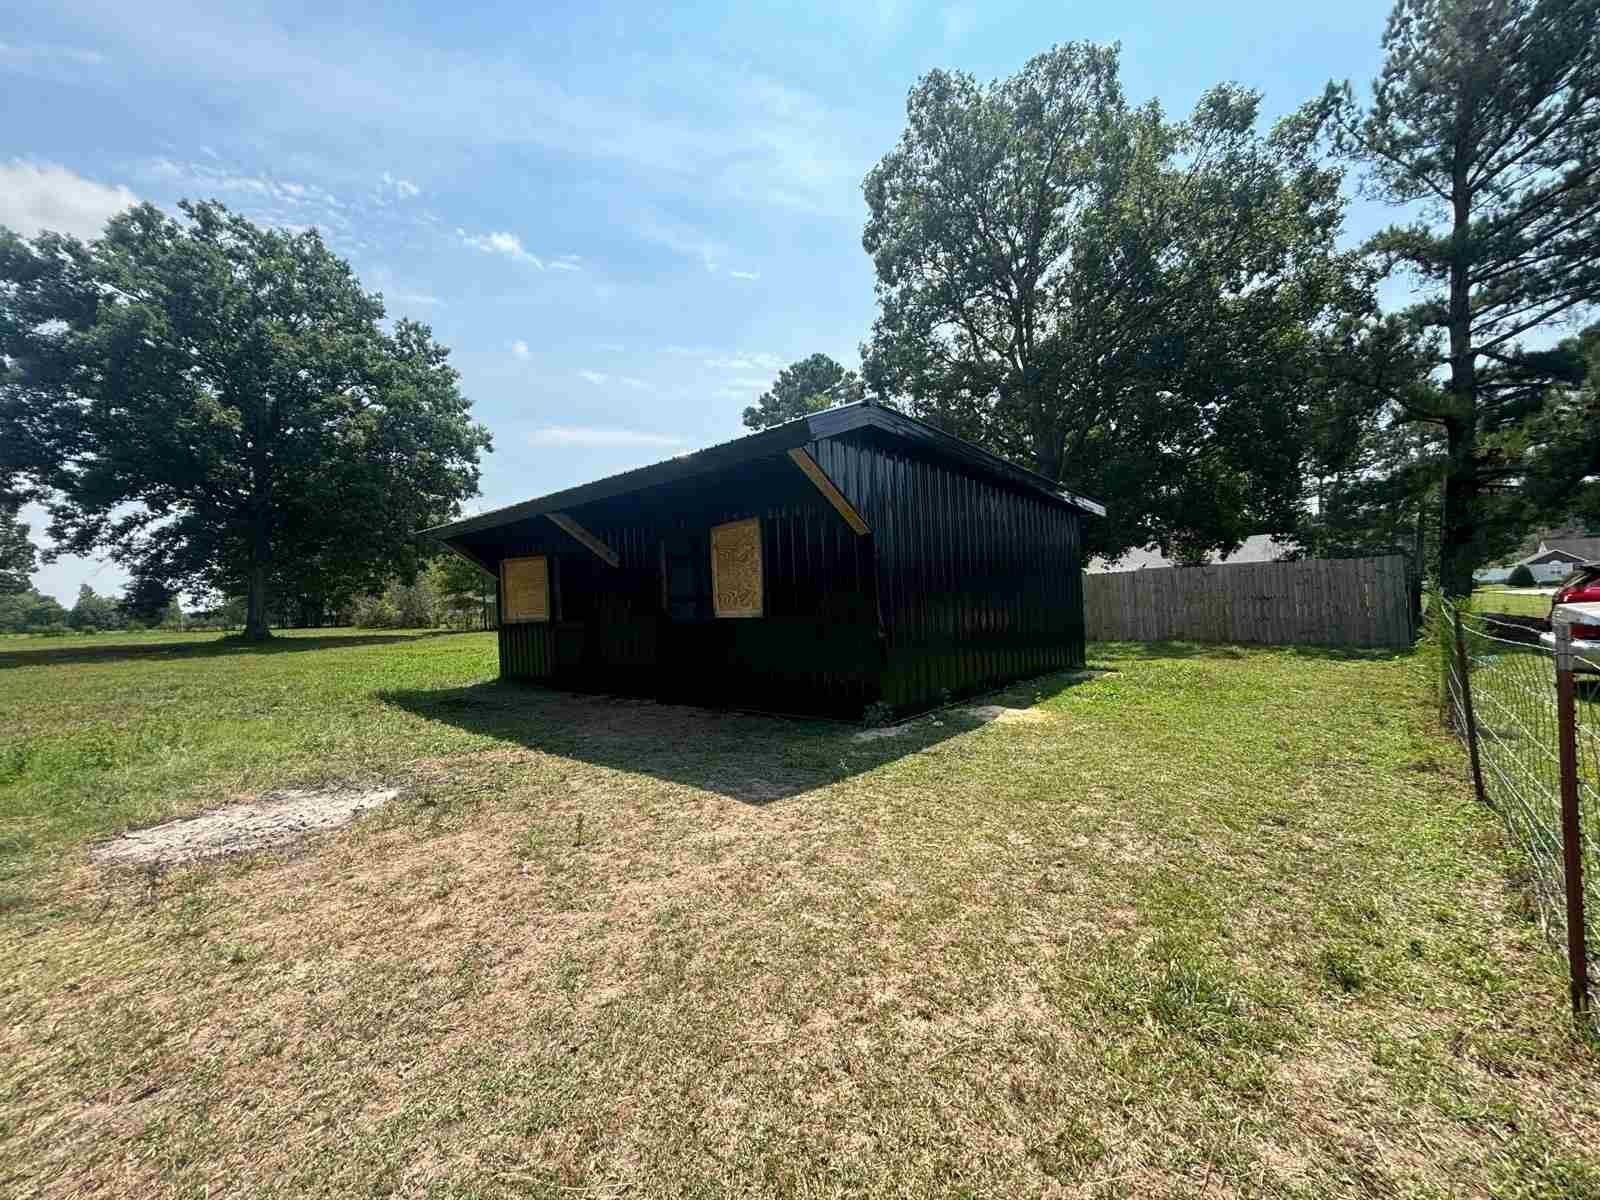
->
861;42;1357;562
434;552;495;630
67;584;121;632
0;589;67;634
0;201;492;641
741;353;864;431
351;594;403;629
389;579;439;628
351;561;470;629
0;506;36;595
118;573;179;627
1308;0;1600;594
1507;564;1537;587
1518;324;1600;526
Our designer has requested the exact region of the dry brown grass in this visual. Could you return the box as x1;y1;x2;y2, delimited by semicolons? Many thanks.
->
2;636;1598;1197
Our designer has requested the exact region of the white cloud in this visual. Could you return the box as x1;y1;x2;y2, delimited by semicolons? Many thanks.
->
728;270;760;281
0;160;138;240
380;171;420;199
576;369;649;390
550;254;582;272
630;210;729;273
142;159;352;237
528;426;684;447
457;228;543;268
510;339;530;359
703;352;782;373
0;41;107;67
45;9;877;223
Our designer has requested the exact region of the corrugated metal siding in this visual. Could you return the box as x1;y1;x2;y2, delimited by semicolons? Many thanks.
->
811;432;1085;712
471;454;881;717
498;621;554;678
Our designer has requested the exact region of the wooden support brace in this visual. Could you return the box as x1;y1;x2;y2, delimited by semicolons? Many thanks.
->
546;512;620;567
787;448;870;535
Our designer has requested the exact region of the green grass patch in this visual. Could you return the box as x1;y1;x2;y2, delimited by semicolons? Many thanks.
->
0;628;1595;1196
1472;586;1554;619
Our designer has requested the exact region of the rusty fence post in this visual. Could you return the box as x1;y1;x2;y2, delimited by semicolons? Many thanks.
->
1453;608;1489;808
1553;612;1592;1021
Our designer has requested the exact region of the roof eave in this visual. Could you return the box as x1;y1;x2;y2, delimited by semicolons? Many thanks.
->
424;402;1105;542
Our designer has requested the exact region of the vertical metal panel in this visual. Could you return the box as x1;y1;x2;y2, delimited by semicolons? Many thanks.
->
471;452;882;717
475;435;1089;717
498;621;554;679
811;433;1087;715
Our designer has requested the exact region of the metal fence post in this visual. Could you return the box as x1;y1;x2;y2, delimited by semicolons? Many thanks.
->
1553;612;1592;1020
1453;608;1489;808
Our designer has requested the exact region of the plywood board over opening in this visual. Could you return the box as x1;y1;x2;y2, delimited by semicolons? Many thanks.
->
502;555;550;623
711;518;763;618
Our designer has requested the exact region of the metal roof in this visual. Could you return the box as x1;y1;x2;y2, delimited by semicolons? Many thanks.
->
425;401;1104;542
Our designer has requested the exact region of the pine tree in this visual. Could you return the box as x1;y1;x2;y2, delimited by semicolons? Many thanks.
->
1313;0;1600;594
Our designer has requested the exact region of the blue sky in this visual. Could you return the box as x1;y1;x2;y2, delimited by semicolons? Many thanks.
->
3;0;1401;604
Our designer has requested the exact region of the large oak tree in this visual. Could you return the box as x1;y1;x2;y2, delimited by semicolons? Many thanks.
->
861;42;1355;562
0;201;491;639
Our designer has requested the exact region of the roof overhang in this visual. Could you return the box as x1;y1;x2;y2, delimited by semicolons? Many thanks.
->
424;402;1104;544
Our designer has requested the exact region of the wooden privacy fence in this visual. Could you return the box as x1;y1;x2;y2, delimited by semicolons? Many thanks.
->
1083;554;1414;648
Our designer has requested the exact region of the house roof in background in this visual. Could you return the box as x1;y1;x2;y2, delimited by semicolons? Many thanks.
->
1086;533;1297;574
1519;538;1600;566
425;402;1106;543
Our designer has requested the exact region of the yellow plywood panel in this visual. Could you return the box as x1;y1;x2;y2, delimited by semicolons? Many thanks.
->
501;555;549;623
711;518;763;618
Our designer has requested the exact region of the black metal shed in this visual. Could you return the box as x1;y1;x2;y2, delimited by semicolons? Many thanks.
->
427;402;1102;719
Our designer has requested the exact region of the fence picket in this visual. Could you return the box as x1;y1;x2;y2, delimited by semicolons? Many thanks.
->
1083;554;1412;648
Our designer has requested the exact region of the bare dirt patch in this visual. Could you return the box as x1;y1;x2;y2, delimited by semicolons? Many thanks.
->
89;786;399;867
852;703;1053;742
959;703;1053;724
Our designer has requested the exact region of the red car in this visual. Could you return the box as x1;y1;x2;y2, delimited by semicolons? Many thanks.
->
1542;563;1600;658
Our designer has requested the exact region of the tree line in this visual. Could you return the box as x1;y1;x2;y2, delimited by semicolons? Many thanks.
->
747;0;1600;595
0;525;495;636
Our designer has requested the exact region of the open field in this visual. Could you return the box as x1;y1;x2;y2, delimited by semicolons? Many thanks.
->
2;629;1597;1197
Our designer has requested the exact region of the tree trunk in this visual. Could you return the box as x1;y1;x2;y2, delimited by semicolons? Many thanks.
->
243;433;274;640
1031;407;1064;481
244;559;271;641
243;506;272;641
1439;420;1478;599
1439;116;1478;600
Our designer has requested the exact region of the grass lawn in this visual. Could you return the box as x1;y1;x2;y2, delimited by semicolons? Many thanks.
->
2;629;1596;1197
1472;587;1556;619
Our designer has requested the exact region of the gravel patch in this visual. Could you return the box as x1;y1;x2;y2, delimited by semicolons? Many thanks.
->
90;787;399;867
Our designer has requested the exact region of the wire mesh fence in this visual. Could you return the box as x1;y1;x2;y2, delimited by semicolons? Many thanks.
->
1438;596;1595;1017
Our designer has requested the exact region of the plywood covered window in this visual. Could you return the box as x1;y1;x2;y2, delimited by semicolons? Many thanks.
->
501;555;550;623
710;518;763;618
